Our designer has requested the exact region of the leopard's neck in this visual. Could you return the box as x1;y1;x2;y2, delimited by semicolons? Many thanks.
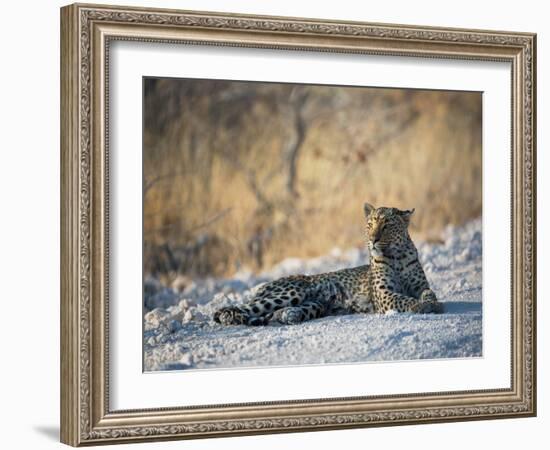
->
369;236;417;267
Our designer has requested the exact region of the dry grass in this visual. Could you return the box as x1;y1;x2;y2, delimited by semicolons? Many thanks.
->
143;79;481;279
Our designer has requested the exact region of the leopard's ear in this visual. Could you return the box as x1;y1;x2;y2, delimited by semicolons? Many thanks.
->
397;208;415;224
364;202;375;217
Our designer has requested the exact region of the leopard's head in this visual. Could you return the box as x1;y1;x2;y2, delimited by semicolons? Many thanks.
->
363;203;414;258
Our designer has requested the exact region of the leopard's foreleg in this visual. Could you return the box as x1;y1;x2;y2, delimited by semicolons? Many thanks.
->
375;288;442;314
401;260;443;313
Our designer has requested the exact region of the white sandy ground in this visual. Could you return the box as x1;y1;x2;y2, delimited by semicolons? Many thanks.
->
144;219;482;371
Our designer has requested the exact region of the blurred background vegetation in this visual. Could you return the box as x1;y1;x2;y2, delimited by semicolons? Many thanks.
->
144;78;481;282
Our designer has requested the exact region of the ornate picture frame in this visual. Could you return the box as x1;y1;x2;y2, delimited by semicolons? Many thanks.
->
60;2;536;446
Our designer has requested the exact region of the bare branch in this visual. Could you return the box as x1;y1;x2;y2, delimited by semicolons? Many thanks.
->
143;170;188;197
144;208;232;237
284;88;309;196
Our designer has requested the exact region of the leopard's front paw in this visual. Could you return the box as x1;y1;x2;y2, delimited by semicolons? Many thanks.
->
420;289;437;303
213;306;249;325
416;290;443;314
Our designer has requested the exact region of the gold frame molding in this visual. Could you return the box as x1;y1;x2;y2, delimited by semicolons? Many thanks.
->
60;2;536;446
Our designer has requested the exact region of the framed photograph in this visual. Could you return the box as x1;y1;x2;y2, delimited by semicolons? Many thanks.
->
60;3;536;446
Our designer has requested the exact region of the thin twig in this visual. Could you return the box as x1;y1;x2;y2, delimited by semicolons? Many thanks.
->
144;208;232;237
143;170;188;197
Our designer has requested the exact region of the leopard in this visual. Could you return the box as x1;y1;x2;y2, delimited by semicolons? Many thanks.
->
213;203;443;326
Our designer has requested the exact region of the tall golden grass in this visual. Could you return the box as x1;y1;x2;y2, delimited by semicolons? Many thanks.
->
144;78;481;279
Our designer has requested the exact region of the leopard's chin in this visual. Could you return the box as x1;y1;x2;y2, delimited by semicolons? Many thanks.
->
369;242;385;258
370;247;383;258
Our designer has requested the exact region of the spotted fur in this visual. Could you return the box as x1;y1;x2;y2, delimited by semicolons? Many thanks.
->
214;203;442;326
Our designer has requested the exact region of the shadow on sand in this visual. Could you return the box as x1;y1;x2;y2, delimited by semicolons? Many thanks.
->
443;301;482;315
